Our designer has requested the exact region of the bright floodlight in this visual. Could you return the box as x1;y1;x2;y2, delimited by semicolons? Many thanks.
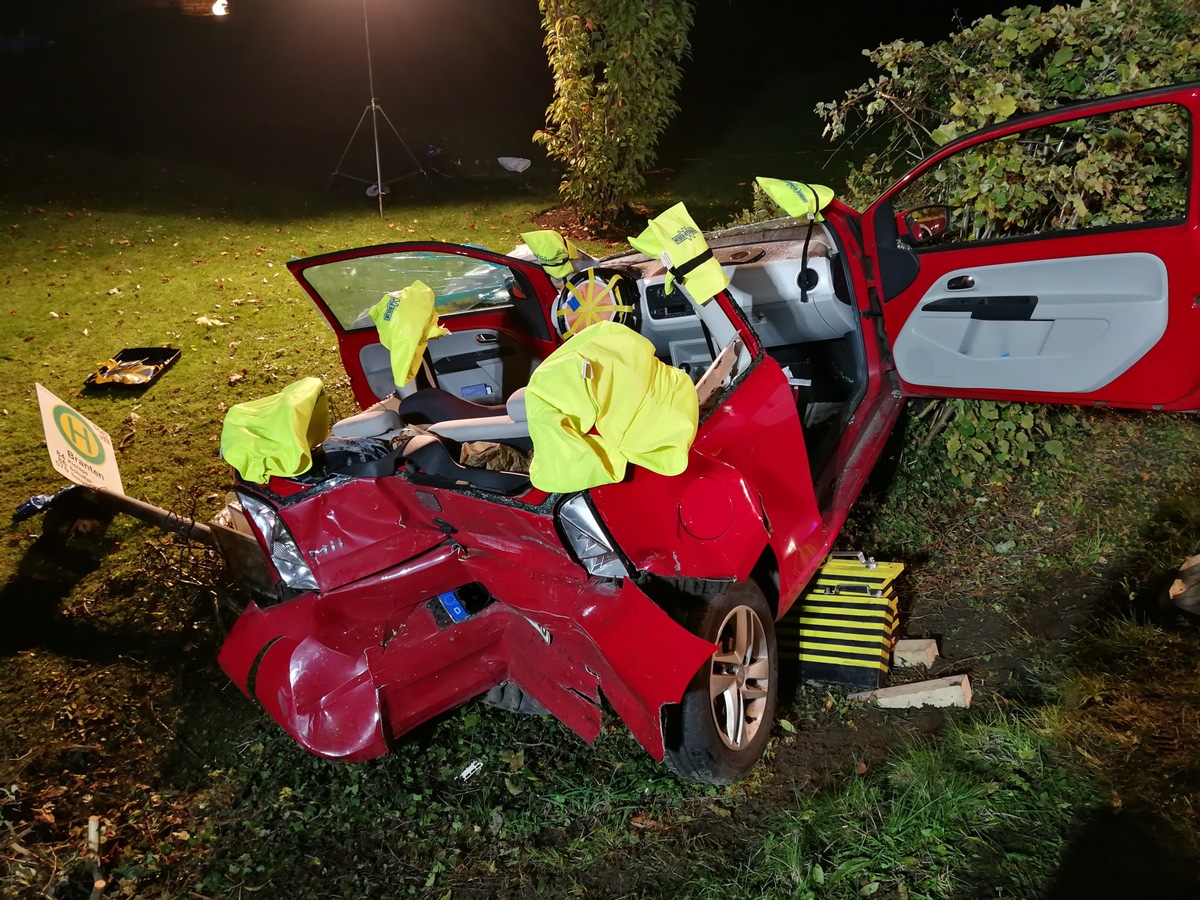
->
211;0;229;14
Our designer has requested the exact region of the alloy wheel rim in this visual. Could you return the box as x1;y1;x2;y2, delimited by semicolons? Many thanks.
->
708;604;771;750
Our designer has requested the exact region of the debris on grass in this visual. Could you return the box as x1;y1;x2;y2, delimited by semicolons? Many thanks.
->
850;674;973;709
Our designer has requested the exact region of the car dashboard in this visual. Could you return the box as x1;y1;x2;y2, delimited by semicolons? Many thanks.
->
613;229;858;375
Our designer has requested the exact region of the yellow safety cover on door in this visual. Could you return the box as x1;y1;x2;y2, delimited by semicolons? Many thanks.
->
368;280;449;387
755;177;834;221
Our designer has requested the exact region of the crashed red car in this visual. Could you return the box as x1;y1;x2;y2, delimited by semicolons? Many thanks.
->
217;83;1200;783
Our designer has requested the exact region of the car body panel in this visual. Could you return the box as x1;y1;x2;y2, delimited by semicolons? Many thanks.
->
219;534;717;762
865;82;1200;411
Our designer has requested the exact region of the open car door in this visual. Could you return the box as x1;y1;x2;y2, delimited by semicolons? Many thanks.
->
289;242;559;410
864;82;1200;411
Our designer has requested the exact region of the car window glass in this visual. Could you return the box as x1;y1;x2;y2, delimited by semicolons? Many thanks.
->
893;102;1190;246
302;251;522;330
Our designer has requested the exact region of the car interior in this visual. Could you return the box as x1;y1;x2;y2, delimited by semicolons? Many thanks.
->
308;222;870;499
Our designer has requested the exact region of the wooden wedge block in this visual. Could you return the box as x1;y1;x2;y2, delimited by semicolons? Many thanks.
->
849;674;972;709
892;638;939;668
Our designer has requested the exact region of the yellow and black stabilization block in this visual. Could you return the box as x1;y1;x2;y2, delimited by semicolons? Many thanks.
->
778;554;904;688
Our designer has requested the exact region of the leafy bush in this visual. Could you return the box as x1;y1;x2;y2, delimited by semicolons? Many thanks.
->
817;0;1200;209
535;1;694;225
723;182;787;228
937;399;1081;487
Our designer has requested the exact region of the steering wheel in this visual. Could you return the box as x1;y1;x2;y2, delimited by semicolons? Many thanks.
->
550;267;641;339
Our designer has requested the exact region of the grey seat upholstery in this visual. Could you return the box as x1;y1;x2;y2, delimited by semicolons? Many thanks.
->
331;407;403;438
427;388;530;442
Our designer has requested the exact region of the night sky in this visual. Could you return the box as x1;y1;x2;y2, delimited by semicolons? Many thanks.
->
3;0;1027;191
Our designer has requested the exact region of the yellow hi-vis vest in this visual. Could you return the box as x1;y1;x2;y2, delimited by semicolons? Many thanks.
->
525;320;699;493
627;202;729;304
221;377;330;483
520;229;579;278
368;281;449;388
755;177;835;221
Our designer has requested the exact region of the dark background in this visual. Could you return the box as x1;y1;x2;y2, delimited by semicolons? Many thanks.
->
1;1;1023;191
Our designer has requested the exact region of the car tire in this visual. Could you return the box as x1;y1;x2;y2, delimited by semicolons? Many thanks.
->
664;580;778;784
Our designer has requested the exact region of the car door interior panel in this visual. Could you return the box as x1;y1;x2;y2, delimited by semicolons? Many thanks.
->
892;252;1168;393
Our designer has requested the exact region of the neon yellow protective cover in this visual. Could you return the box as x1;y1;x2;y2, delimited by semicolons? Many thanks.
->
525;320;699;492
368;281;449;388
221;376;330;483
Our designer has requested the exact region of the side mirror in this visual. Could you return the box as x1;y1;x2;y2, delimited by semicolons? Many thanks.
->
898;205;952;245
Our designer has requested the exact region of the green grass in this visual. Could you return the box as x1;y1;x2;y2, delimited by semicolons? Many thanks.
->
755;713;1091;900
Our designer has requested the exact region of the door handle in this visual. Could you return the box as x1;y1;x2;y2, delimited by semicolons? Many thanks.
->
475;333;499;344
946;275;975;290
924;295;1038;321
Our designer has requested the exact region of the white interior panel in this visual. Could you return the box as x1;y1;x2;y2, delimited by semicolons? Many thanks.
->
892;252;1168;393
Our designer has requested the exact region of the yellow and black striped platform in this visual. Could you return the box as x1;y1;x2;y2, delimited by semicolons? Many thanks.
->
778;554;904;688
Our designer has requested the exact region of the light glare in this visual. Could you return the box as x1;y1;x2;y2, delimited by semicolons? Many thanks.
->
212;0;229;15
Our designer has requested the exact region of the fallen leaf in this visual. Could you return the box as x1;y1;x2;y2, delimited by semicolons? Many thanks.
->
195;316;229;327
228;373;245;384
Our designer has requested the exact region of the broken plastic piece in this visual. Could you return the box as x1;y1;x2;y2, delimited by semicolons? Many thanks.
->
13;485;74;522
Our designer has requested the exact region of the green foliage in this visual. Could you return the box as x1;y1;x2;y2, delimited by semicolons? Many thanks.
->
817;0;1200;210
535;1;694;224
723;182;788;228
936;399;1081;487
758;712;1094;899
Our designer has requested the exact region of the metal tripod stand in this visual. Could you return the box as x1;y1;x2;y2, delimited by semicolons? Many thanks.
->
328;0;431;217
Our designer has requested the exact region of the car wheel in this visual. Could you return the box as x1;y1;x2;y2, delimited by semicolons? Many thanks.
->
664;580;778;784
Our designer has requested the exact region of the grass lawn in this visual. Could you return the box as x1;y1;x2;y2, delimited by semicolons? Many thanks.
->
1;137;1199;899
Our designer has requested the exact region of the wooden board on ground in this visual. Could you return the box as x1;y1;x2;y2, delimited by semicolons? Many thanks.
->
849;674;972;708
892;638;939;668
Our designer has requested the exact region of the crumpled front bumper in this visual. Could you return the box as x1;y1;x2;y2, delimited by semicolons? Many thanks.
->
218;547;715;763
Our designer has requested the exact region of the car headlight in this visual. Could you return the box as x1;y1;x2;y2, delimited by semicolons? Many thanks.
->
557;493;631;579
238;493;319;592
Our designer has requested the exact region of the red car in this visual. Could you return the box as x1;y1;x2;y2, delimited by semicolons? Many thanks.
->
217;83;1200;783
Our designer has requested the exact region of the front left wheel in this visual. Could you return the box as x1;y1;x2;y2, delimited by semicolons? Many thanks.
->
663;580;779;784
